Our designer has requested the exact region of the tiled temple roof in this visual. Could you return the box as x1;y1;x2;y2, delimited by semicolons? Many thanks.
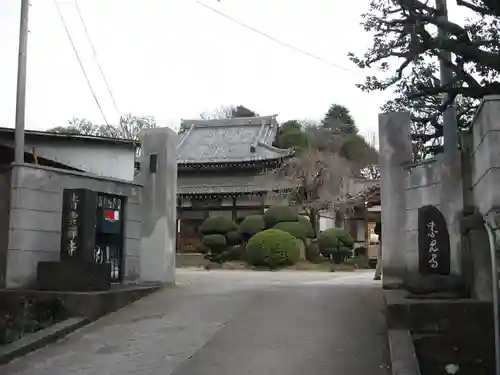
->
177;115;293;166
177;174;285;195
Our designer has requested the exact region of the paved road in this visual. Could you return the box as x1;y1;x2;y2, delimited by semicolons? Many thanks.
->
1;270;390;375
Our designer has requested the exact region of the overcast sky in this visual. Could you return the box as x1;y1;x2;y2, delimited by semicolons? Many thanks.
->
0;0;468;141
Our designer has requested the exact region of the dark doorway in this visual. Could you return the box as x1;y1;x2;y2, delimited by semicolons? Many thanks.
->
95;194;125;282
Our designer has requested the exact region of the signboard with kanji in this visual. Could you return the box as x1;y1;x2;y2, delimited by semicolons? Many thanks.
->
60;189;97;262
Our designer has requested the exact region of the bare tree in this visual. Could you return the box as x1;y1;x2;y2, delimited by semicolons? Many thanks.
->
259;149;354;237
49;114;156;140
360;165;381;180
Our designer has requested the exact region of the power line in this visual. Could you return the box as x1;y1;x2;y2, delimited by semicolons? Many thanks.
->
53;0;109;125
73;0;121;117
194;0;363;76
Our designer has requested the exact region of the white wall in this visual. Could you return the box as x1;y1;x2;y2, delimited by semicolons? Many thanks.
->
25;141;135;181
319;215;335;232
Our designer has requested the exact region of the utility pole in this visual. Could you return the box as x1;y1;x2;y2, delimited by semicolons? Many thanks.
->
14;0;30;163
436;0;458;162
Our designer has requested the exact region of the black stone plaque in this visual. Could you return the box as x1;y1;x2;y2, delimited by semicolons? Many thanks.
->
418;205;450;275
37;261;111;291
60;189;98;262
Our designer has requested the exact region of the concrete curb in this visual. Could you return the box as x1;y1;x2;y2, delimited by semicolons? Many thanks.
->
0;317;88;365
384;290;421;375
388;329;421;375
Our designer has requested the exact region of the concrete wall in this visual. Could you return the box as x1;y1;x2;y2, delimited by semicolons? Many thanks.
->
470;96;500;216
0;168;11;288
5;163;142;288
0;138;136;181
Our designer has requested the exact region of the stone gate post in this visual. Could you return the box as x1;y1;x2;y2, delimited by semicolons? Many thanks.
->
138;128;178;284
378;112;413;288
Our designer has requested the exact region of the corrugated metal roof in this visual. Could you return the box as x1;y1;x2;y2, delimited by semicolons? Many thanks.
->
0;127;137;147
177;115;293;165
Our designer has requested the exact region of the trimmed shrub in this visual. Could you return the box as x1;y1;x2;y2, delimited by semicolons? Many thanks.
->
298;215;315;238
196;242;210;254
273;221;308;242
263;206;299;228
227;244;246;261
200;216;237;235
226;230;242;246
318;228;355;264
246;229;300;268
202;234;227;250
239;215;266;240
199;217;239;264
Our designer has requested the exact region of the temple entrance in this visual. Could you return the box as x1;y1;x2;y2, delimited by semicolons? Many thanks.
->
95;194;125;282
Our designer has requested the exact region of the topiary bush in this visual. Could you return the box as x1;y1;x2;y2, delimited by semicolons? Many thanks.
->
263;206;299;228
246;229;300;268
239;215;266;241
273;221;308;242
226;230;242;246
196;242;210;254
202;234;227;251
199;216;239;264
318;228;355;264
200;216;237;235
298;215;315;238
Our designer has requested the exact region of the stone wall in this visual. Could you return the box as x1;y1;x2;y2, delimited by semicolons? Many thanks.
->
470;95;500;216
402;153;463;276
403;159;442;273
379;112;463;286
5;163;143;288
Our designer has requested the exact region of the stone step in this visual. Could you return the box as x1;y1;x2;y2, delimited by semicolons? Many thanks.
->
412;332;494;365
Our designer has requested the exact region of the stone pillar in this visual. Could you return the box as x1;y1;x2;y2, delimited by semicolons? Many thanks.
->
440;151;464;276
378;112;413;288
138;128;178;284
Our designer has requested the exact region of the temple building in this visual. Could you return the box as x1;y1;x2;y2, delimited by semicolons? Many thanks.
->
176;115;293;252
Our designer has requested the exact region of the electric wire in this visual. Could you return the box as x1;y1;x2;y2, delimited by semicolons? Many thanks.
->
194;0;363;76
53;0;109;125
73;0;121;118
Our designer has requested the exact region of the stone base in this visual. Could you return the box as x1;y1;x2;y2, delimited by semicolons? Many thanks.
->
384;290;495;375
403;273;466;297
37;261;111;292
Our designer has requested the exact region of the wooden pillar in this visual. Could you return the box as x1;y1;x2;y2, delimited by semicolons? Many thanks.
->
232;196;237;222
